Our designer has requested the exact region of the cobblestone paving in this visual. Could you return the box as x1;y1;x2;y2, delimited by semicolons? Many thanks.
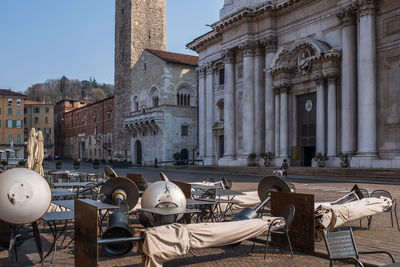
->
0;166;399;266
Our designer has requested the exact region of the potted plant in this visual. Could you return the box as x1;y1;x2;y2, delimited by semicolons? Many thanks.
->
73;160;80;169
93;159;99;169
315;153;329;167
108;159;113;165
128;160;133;167
18;160;25;166
261;152;274;167
56;160;62;169
101;159;106;164
247;153;257;166
339;153;349;168
1;160;8;168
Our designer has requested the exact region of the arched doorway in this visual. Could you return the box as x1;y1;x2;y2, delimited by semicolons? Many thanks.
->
180;149;188;164
135;140;142;165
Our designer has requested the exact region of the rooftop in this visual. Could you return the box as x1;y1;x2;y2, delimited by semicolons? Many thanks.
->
146;49;198;66
0;89;26;98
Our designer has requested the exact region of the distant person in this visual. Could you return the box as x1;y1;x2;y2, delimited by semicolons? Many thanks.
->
280;159;289;179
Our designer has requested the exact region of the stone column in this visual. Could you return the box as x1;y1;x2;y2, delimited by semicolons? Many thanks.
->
254;44;265;156
315;75;325;154
338;8;357;155
262;37;277;154
280;86;289;157
327;76;337;156
205;63;215;164
222;50;235;159
197;66;206;159
357;0;377;156
239;41;255;157
274;89;280;157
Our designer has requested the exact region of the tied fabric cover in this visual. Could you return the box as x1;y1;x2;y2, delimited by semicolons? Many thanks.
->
142;216;284;267
220;190;260;211
315;196;392;229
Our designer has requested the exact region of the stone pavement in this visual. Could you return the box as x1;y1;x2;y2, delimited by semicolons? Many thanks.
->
0;167;399;266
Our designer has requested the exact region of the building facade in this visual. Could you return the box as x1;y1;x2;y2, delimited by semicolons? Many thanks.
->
24;101;54;159
54;99;92;157
0;89;26;158
62;97;114;160
114;0;166;157
187;0;400;168
116;49;198;165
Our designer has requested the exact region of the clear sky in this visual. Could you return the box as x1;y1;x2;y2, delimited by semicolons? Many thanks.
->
0;0;224;92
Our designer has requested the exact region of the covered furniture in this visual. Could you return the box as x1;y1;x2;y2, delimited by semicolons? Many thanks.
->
324;228;395;267
251;204;295;259
367;190;399;231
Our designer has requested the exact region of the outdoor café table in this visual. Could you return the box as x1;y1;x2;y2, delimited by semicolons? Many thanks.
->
51;189;75;199
41;211;74;264
186;198;217;223
53;181;94;188
51;199;119;234
196;198;242;222
190;184;222;191
137;208;201;226
50;171;69;182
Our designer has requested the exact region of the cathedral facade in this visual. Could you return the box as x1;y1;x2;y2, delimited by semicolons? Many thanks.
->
187;0;400;168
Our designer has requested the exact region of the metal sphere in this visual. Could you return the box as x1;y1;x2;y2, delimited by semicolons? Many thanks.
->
140;181;187;226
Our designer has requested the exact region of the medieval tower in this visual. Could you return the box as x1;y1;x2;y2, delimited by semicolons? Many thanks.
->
114;0;166;157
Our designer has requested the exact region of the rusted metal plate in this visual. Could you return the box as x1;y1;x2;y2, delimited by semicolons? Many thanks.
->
75;199;99;267
271;192;314;255
172;181;191;198
126;173;143;184
172;181;193;223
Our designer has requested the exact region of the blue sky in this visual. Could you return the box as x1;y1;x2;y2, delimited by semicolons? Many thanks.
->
0;0;224;91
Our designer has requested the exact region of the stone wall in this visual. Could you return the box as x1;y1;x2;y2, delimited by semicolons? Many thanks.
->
114;0;166;155
115;49;198;161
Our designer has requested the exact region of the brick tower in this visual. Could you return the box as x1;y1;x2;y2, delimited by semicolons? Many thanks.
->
114;0;166;156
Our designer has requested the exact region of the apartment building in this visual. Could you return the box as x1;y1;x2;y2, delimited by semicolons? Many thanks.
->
24;100;54;159
0;89;26;158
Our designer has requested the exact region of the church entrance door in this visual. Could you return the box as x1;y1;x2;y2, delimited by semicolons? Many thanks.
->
219;135;224;158
297;93;316;166
135;140;142;165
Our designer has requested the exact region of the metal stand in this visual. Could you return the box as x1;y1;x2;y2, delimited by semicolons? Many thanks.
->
8;223;44;266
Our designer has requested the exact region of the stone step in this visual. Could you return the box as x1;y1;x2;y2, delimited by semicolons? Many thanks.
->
168;165;400;182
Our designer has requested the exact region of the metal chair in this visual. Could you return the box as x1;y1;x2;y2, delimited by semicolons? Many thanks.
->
251;204;295;260
358;188;369;228
367;190;399;231
324;228;395;267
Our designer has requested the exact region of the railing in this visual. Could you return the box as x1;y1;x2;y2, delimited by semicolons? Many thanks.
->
156;159;204;167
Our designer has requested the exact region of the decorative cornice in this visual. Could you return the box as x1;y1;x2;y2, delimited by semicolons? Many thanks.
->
260;37;278;53
312;72;324;85
273;81;292;94
337;4;358;27
205;63;213;75
239;40;257;57
358;0;377;17
254;43;265;57
221;49;235;64
197;67;206;79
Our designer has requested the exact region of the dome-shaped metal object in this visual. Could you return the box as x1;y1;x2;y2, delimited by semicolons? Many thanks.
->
257;175;291;202
0;168;51;224
140;181;187;226
101;177;139;210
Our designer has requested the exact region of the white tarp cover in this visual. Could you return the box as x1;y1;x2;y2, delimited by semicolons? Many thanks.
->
142;216;284;267
221;190;260;211
315;196;392;229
